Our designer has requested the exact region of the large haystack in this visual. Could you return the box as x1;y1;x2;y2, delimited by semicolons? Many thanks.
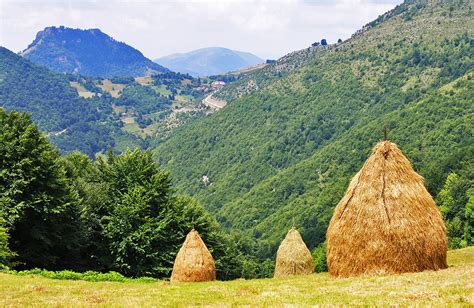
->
274;227;314;278
170;229;216;282
326;141;447;277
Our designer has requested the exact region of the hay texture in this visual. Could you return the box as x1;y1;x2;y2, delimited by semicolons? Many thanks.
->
170;229;216;282
326;141;447;277
274;227;314;278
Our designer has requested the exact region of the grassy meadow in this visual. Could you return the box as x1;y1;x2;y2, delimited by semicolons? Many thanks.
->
1;247;473;306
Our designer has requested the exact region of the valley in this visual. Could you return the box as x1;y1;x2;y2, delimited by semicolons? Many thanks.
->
0;0;473;304
154;0;474;257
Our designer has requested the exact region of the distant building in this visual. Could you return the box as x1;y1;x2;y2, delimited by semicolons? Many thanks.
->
211;81;225;90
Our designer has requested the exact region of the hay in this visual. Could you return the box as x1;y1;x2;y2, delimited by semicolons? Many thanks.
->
274;227;314;278
326;141;447;277
170;229;216;282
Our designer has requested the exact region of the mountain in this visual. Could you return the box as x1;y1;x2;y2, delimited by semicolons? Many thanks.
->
154;0;473;256
0;46;121;155
20;26;168;78
0;45;229;157
155;47;264;77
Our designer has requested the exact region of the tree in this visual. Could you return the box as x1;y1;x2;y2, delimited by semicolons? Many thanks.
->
61;151;112;271
77;149;226;277
321;39;328;46
465;188;474;246
0;219;14;269
312;242;327;272
0;109;84;269
437;172;472;249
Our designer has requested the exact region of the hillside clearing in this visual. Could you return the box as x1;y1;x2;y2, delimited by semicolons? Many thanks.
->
96;80;126;98
69;81;96;98
1;247;473;306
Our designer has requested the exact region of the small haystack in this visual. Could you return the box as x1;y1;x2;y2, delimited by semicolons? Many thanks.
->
326;141;447;277
170;229;216;282
274;227;314;278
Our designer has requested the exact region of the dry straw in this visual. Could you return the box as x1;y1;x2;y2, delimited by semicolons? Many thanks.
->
170;229;216;282
327;141;447;277
274;227;314;278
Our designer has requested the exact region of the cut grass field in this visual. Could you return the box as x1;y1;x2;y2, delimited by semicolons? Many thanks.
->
96;80;126;98
69;81;96;98
1;247;473;306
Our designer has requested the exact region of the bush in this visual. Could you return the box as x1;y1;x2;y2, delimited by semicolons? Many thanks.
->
312;242;327;273
2;268;157;283
0;220;14;269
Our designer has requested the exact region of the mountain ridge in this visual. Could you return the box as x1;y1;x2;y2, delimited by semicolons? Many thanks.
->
155;47;264;77
154;0;474;254
20;26;168;78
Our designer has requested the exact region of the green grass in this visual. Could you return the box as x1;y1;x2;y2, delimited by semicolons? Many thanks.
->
1;247;473;305
151;84;172;96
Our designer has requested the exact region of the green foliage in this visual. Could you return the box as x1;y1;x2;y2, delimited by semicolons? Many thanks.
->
312;242;327;273
465;188;474;246
21;26;168;78
438;166;473;249
0;47;119;157
110;76;135;84
61;148;251;279
155;1;473;259
0;219;14;269
118;84;171;115
3;268;158;282
214;231;274;279
0;47;209;157
0;109;84;270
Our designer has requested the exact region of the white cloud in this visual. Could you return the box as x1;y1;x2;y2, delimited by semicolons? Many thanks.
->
0;0;402;59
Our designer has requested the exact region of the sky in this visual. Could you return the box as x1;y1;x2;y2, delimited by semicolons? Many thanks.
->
0;0;402;60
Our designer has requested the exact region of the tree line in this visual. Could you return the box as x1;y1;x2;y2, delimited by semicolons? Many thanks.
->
0;109;273;278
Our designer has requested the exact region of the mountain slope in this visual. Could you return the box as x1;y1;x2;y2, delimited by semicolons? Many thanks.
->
155;47;264;77
0;46;225;157
20;26;168;78
154;0;474;253
0;46;121;155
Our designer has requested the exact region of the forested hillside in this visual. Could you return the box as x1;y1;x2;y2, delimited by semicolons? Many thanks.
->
20;26;168;78
0;47;119;155
155;0;474;258
0;47;231;157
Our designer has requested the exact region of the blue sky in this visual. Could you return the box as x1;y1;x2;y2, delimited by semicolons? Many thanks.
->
0;0;402;59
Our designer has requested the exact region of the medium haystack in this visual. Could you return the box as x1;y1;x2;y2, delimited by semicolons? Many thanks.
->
274;227;314;278
326;141;447;277
170;229;216;282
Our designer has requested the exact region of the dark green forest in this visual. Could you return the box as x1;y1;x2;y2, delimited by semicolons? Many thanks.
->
155;1;474;259
0;109;273;278
0;47;219;158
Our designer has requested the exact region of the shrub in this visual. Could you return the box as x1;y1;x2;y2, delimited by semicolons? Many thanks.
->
2;268;157;283
312;242;327;273
0;219;14;269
